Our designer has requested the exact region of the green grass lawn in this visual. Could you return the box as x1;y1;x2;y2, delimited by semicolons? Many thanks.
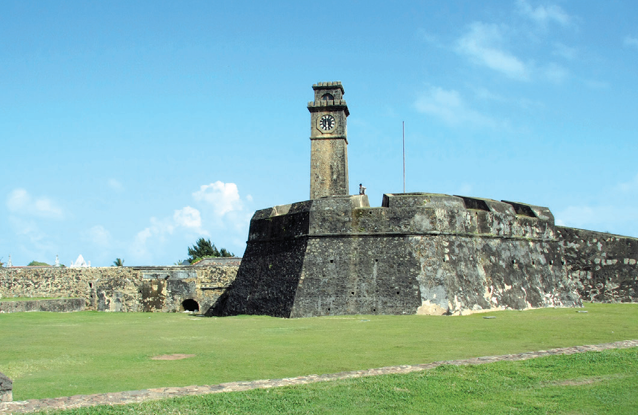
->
39;347;638;415
0;303;636;401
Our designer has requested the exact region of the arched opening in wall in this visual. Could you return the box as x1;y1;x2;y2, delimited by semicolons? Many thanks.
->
182;299;200;312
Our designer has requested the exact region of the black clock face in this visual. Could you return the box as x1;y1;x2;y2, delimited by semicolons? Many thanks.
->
319;114;336;131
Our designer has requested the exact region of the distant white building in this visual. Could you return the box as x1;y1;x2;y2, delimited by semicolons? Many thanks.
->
70;254;90;268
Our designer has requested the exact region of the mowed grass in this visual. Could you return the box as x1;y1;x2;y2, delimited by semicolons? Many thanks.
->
0;303;636;401
40;348;638;415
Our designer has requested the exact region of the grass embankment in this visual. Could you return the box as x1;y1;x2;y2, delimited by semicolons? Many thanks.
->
40;348;638;415
0;303;636;401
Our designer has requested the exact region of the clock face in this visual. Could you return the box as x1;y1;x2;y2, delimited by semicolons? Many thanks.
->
319;114;336;132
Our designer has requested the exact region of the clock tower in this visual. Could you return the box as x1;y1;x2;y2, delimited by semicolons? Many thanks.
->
308;81;350;199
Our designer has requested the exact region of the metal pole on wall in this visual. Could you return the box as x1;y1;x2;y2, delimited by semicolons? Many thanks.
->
402;121;405;193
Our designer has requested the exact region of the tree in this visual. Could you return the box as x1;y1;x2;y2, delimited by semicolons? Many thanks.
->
27;261;50;266
187;238;234;262
113;258;125;267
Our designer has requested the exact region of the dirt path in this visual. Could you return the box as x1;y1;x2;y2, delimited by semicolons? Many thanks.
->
2;339;637;414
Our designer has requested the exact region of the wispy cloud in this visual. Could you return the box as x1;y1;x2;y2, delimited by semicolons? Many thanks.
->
417;29;444;48
8;216;57;260
617;173;638;193
543;62;569;84
130;181;252;262
582;79;609;90
555;204;638;236
555;173;638;237
84;225;112;248
624;36;638;50
415;86;501;128
107;179;123;191
455;22;529;80
6;189;63;219
552;43;578;60
516;0;573;28
471;87;545;110
132;206;207;259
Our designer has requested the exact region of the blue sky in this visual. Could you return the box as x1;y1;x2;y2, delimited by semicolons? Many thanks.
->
2;0;637;266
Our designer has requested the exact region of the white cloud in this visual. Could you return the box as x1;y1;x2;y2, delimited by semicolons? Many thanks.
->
107;179;123;191
132;227;154;259
9;216;43;239
543;62;569;83
6;189;63;219
414;86;500;128
618;173;638;193
555;206;596;228
555;204;638;236
174;206;203;230
456;22;529;80
552;43;578;60
582;79;609;90
457;184;473;195
555;173;638;237
471;87;545;110
624;36;638;49
417;29;444;48
193;181;243;216
131;207;207;260
8;216;57;259
130;181;251;262
516;0;573;27
85;225;111;247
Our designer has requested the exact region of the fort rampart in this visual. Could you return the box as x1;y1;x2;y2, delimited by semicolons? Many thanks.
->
557;227;638;303
210;193;638;318
0;263;239;313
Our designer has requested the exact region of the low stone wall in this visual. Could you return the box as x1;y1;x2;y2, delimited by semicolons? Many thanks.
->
0;373;11;403
0;298;85;313
557;227;638;303
0;264;239;314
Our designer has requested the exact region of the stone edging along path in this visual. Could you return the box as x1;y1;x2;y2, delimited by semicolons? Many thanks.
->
2;339;637;414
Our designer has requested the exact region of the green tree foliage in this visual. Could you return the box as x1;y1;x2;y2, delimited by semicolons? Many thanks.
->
187;238;234;262
113;258;125;267
27;261;50;266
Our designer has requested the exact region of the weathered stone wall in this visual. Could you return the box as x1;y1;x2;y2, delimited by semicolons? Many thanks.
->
557;227;638;303
0;372;11;403
0;265;239;313
0;298;85;313
211;193;581;318
0;267;143;312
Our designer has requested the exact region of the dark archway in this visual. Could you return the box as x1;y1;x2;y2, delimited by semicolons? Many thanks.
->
182;299;200;312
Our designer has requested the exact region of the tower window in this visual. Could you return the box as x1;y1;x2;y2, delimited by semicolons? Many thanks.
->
321;93;334;101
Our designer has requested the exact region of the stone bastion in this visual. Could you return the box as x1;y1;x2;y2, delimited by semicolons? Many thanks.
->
208;193;637;317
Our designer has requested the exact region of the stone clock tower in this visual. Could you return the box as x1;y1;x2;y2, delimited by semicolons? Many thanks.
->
308;81;350;199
